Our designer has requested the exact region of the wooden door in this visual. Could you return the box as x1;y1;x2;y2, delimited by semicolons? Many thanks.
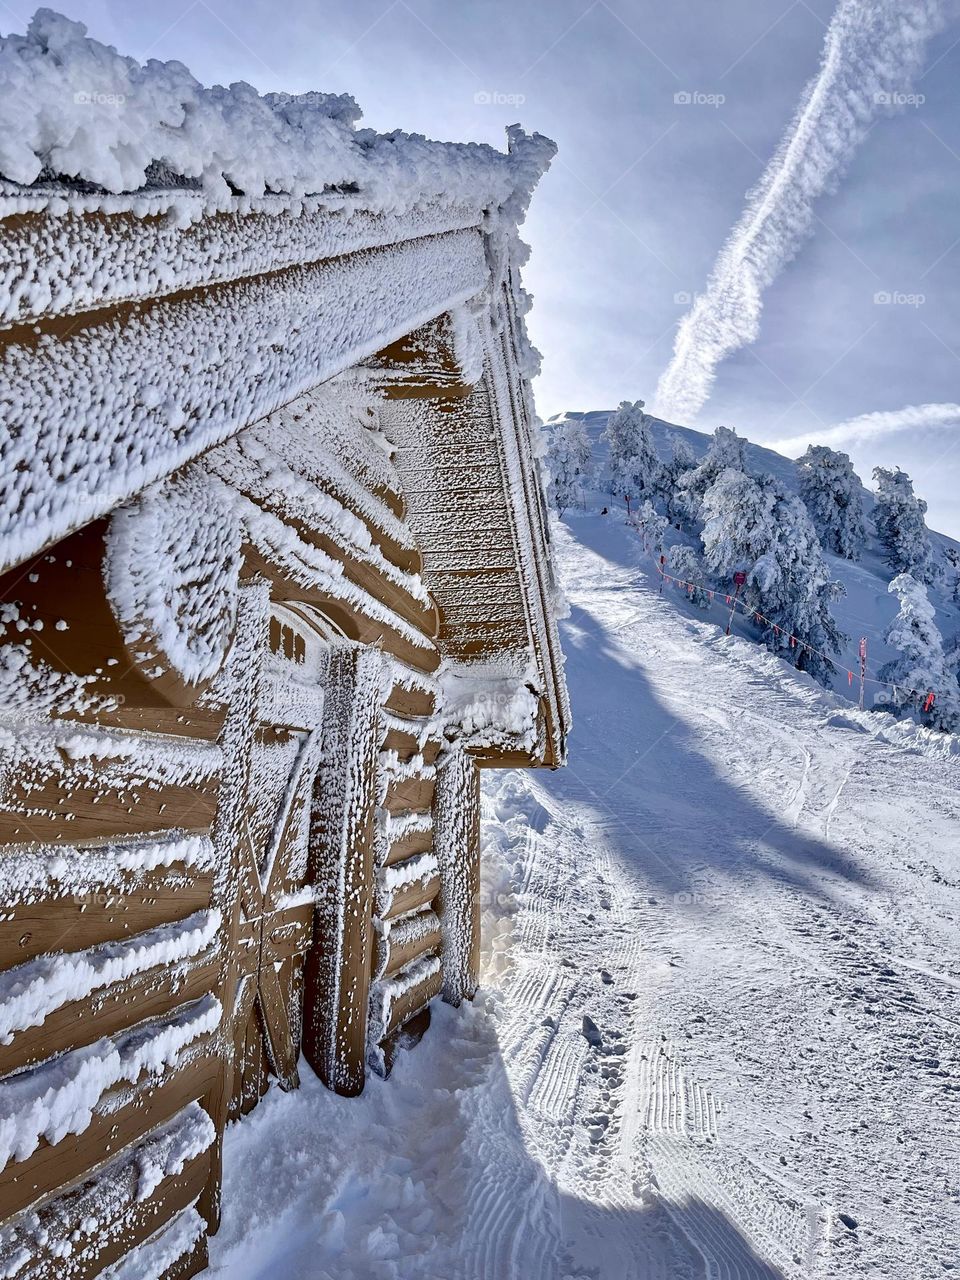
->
225;676;324;1119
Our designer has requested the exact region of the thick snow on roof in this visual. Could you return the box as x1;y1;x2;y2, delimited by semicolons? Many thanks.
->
0;9;556;217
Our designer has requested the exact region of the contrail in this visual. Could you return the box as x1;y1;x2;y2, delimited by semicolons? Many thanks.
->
770;402;960;455
654;0;949;423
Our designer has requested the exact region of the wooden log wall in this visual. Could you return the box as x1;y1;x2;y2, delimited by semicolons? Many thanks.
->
0;336;492;1280
0;526;239;1280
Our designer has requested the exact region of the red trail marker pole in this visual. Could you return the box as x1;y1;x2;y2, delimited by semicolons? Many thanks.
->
658;554;666;595
726;571;746;636
858;636;867;711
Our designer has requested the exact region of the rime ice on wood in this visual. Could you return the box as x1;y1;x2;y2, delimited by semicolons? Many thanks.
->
433;743;481;1006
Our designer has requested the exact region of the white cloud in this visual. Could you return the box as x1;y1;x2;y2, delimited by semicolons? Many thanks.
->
653;0;948;423
769;402;960;456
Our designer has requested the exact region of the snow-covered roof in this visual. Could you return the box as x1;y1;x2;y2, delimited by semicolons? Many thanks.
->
0;9;555;221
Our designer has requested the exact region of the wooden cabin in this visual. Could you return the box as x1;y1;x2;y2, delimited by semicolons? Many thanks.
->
0;18;568;1278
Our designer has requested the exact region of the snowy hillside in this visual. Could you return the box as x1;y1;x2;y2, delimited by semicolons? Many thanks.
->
209;512;959;1280
550;408;960;710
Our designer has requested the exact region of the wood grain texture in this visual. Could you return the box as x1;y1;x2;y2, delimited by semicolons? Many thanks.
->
382;874;440;923
0;1152;210;1280
381;923;442;979
0;1044;218;1224
385;966;443;1038
0;955;219;1078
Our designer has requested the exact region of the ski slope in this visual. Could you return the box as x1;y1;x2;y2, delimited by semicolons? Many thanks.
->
210;512;960;1280
552;408;960;698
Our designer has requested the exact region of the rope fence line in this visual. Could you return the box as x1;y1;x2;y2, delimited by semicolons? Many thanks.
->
624;514;937;712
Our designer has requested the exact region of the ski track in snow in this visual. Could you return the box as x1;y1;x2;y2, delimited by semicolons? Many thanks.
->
212;513;960;1279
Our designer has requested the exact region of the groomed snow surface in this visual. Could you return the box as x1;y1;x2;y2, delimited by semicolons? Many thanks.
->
210;513;959;1279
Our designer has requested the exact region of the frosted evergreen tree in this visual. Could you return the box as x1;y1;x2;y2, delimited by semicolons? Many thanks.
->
702;468;843;683
872;467;938;585
635;499;668;553
796;444;866;560
701;468;775;579
944;631;960;682
878;573;960;731
677;425;748;523
944;547;960;604
602;400;661;508
668;543;711;608
546;418;593;516
660;433;698;526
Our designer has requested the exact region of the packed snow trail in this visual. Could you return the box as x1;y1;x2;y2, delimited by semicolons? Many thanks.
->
210;512;959;1279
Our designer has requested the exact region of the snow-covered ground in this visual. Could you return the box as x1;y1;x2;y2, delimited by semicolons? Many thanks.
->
210;511;959;1279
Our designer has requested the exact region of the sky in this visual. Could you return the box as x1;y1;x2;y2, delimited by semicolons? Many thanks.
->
10;0;960;534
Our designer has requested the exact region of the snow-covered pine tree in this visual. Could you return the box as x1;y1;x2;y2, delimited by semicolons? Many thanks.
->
878;573;960;731
944;631;960;683
701;468;844;683
660;432;697;526
677;425;747;523
602;400;660;510
700;468;775;579
944;547;960;604
796;444;866;560
668;543;711;608
546;418;593;516
872;466;939;584
635;498;668;553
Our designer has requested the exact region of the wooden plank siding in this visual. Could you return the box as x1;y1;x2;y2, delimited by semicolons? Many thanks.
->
373;312;569;767
0;1147;211;1280
0;1028;220;1225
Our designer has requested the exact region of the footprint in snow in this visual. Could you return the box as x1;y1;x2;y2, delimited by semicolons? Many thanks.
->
581;1015;603;1047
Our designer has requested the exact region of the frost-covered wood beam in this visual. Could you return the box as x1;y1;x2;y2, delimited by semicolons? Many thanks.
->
433;743;481;1005
195;581;269;1235
486;279;570;768
301;646;386;1097
0;199;485;329
0;229;487;578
